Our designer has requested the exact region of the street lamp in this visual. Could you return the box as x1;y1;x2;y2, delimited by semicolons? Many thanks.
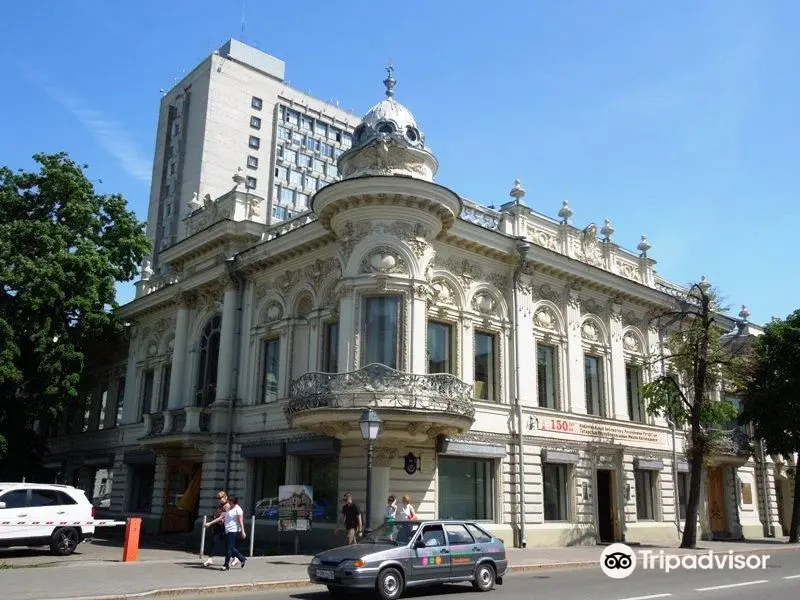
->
359;408;382;534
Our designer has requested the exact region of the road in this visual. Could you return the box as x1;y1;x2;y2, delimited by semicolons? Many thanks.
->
179;549;800;600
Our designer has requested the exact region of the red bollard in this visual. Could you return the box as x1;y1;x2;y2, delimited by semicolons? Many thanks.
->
122;517;141;562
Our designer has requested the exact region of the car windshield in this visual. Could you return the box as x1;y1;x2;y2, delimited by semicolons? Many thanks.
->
365;521;421;545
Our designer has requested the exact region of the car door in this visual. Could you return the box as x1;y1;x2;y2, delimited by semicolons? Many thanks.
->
410;524;451;582
444;523;478;577
28;489;67;539
0;489;32;541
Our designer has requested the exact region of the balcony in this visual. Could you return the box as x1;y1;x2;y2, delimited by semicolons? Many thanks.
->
286;363;475;443
707;427;753;467
140;406;213;448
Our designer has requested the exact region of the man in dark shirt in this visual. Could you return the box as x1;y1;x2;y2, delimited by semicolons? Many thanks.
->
335;492;362;545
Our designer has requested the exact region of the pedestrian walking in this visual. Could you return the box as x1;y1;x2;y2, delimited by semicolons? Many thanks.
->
202;490;230;567
396;495;417;521
334;492;362;545
378;495;398;537
205;495;247;571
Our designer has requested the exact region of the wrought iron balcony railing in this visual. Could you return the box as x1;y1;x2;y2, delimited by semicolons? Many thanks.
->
287;363;475;418
714;427;753;457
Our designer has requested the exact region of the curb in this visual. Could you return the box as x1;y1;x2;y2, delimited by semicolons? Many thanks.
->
40;545;800;600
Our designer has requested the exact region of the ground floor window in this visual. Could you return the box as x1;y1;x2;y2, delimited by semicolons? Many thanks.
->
543;463;569;521
677;472;689;520
129;465;154;513
439;457;494;520
252;457;285;519
634;469;657;520
298;455;339;521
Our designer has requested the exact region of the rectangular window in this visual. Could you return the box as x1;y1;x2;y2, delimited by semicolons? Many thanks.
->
283;148;297;165
160;365;171;412
474;332;496;401
277;126;290;140
251;96;263;110
246;176;257;189
289;169;303;186
304;175;317;190
342;132;353;148
300;115;313;130
250;115;262;129
248;135;260;149
129;465;154;513
285;109;299;125
329;126;341;142
626;364;645;423
295;192;309;210
261;338;280;403
320;141;334;157
323;322;339;372
634;469;657;520
677;472;688;520
439;457;493;520
327;163;338;178
272;205;287;220
275;165;288;182
298;153;312;168
252;456;285;519
305;137;318;152
140;370;155;418
584;355;603;416
543;463;568;521
537;345;558;409
427;321;453;374
316;121;328;138
97;384;109;430
114;378;125;427
298;456;339;521
313;158;325;174
362;296;400;369
279;187;293;203
247;155;259;169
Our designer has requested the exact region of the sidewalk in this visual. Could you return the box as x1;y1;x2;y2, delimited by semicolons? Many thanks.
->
0;538;796;600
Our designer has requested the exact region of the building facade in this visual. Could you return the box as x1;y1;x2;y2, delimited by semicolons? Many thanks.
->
146;39;358;276
44;69;784;547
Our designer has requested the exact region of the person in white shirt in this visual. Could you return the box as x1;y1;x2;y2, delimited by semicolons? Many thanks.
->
205;495;247;570
396;495;417;522
378;495;398;537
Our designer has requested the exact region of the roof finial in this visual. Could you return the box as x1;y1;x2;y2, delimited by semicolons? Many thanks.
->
383;59;396;98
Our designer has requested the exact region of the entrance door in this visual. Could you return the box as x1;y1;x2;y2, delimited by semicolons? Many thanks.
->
597;469;616;543
707;467;728;537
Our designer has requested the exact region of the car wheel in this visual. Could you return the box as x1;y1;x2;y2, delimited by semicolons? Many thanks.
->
50;527;80;556
376;567;404;600
472;563;495;592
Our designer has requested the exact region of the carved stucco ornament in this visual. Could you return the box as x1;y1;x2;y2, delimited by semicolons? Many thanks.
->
361;248;407;275
582;321;599;342
472;293;495;315
534;307;556;330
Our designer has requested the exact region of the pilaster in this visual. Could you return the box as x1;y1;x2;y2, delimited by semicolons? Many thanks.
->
608;302;627;420
215;280;240;402
121;329;140;425
565;287;585;414
168;295;192;409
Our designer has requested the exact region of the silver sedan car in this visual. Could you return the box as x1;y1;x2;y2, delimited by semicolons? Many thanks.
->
308;520;507;599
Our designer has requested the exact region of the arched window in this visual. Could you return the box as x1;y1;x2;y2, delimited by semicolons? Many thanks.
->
196;315;221;406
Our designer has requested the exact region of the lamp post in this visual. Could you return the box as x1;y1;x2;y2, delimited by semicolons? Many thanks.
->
359;408;382;535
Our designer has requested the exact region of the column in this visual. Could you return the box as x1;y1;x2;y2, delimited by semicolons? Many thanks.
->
338;285;356;372
516;274;537;406
410;291;428;374
215;279;240;403
167;296;191;409
371;448;396;530
609;302;628;420
565;287;585;414
285;455;301;485
121;329;140;425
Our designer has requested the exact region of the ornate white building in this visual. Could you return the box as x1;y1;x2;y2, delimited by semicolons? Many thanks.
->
45;69;784;546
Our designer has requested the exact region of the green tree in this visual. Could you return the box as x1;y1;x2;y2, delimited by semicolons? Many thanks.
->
740;310;800;543
643;279;743;548
0;152;149;479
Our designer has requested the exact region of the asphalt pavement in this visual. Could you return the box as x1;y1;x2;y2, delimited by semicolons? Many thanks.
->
174;549;800;600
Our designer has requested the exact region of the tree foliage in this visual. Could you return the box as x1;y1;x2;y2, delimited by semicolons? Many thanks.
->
642;280;744;548
0;152;149;477
740;310;800;542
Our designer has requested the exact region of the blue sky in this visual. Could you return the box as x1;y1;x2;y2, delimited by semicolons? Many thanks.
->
1;0;797;324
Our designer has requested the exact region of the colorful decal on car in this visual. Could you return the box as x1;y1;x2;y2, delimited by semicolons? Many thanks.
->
487;546;500;552
452;557;472;565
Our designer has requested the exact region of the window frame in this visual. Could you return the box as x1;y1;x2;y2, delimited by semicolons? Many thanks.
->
583;354;605;417
247;155;259;169
322;321;339;373
426;320;454;375
251;96;263;110
250;115;262;130
473;330;498;402
536;343;559;410
542;462;570;522
248;135;261;150
195;315;222;407
360;295;402;370
626;363;645;423
260;337;281;404
634;468;658;521
437;457;495;521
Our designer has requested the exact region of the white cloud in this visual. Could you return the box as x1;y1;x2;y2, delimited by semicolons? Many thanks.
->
23;69;151;183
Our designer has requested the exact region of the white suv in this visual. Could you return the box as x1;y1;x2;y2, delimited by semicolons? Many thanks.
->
0;483;96;555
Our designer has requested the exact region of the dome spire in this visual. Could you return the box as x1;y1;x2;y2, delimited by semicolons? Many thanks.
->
383;60;396;97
